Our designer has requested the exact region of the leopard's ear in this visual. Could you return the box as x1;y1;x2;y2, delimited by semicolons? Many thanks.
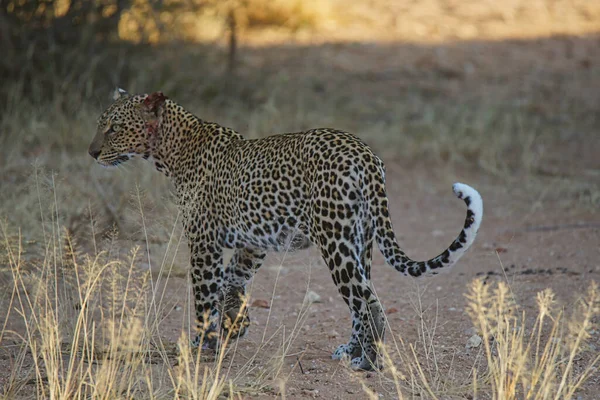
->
113;87;129;101
142;92;168;139
143;92;167;115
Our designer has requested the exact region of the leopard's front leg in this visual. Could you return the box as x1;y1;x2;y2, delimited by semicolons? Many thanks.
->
188;238;224;350
221;247;267;340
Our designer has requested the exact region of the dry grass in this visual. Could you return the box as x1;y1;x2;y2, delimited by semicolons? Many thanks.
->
466;279;599;399
0;182;226;398
0;172;328;398
356;278;599;399
0;178;313;399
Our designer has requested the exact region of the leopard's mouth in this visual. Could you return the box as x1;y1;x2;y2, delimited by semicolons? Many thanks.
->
97;155;130;167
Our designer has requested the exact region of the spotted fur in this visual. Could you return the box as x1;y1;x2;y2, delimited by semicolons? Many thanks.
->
89;89;483;371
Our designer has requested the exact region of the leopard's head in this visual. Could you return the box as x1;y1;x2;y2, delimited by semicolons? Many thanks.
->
88;88;167;167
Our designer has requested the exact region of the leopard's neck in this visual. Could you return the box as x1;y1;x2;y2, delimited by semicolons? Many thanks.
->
147;101;242;189
145;100;203;178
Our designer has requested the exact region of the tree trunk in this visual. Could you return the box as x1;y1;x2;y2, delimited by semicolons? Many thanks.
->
227;8;237;74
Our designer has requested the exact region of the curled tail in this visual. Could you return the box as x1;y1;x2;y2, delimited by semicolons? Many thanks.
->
375;183;483;277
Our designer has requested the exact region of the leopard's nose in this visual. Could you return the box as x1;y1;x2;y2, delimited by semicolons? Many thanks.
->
89;148;101;159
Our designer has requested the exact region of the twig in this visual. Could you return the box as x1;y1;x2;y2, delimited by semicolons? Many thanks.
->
296;356;305;375
520;223;600;233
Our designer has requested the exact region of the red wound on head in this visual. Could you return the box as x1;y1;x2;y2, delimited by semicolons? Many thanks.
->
143;92;167;113
146;120;159;135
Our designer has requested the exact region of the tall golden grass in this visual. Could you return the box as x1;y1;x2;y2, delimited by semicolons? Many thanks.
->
360;279;599;399
465;279;599;399
0;177;321;398
0;173;260;398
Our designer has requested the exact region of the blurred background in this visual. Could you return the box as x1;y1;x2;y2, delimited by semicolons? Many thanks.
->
1;0;599;252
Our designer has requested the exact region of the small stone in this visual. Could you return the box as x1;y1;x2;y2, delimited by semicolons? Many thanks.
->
305;290;322;304
328;330;339;339
174;305;182;311
466;334;482;349
464;327;478;336
431;229;444;237
301;389;319;397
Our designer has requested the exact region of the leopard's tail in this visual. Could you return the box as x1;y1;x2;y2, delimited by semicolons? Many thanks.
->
374;183;483;277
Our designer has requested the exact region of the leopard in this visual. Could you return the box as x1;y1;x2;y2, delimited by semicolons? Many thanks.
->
88;88;483;371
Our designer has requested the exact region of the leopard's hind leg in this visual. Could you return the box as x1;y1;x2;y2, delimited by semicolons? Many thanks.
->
312;197;385;370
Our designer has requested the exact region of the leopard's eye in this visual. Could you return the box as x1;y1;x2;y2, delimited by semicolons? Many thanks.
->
106;123;121;135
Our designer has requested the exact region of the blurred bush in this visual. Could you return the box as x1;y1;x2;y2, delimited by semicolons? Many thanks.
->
1;0;131;106
0;0;329;107
119;0;329;43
